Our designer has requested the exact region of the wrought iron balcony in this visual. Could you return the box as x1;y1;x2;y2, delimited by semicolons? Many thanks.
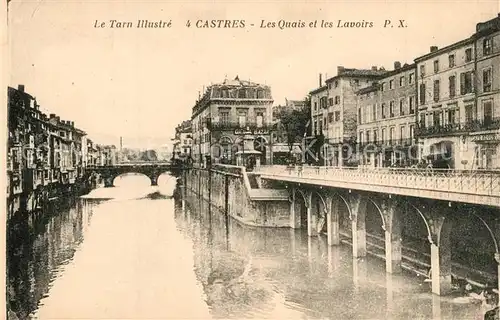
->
416;117;500;138
208;120;273;133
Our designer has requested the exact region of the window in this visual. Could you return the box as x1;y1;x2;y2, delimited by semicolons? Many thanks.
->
409;73;414;84
399;99;405;116
433;80;440;102
465;104;474;123
483;101;493;125
460;72;473;95
220;111;229;124
419;83;426;104
483;68;492;92
381;103;386;118
409;125;414;141
449;76;456;98
238;112;247;127
434;60;439;73
409;96;415;114
328;97;334;106
389;80;394;89
419;113;426;127
359;131;364;144
484;38;493;55
448;54;455;68
365;130;370;143
381;128;386;143
358;108;362;124
447;108;458;124
314;102;317;110
334;111;341;121
335;96;340;104
400;126;406;140
420;65;425;77
323;117;326;127
389;101;395;117
328;83;331;90
465;48;473;62
389;127;395;144
334;80;339;88
373;104;377;121
373;130;378;143
256;111;264;128
433;110;442;127
328;112;334;123
399;76;405;87
381;82;386;91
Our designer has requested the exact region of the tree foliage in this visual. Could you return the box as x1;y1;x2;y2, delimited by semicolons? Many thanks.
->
275;97;311;153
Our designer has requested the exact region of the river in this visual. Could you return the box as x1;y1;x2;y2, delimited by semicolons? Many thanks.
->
6;173;491;319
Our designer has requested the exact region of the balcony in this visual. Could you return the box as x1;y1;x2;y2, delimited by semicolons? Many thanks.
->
416;117;500;138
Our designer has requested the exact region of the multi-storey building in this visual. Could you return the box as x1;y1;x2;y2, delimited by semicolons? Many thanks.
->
357;62;417;167
172;120;192;161
7;85;89;195
473;14;500;169
415;38;476;169
310;67;387;166
191;76;273;167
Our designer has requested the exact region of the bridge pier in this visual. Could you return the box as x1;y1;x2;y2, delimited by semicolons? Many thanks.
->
429;214;453;296
150;176;158;186
326;196;340;246
383;199;402;274
104;176;114;188
350;195;367;258
289;189;301;229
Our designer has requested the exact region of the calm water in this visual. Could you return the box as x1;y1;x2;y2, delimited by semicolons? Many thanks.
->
6;174;491;319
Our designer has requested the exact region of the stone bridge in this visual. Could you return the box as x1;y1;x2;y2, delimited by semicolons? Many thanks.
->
254;165;500;299
87;162;185;187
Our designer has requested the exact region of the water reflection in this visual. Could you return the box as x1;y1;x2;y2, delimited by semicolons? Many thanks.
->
6;177;489;320
176;187;487;320
7;197;100;319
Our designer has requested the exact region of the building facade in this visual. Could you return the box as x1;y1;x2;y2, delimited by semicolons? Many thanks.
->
191;76;273;168
357;62;417;167
172;120;192;162
415;39;476;169
309;67;387;166
473;14;500;169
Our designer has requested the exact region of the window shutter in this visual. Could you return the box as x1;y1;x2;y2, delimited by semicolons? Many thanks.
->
460;73;465;95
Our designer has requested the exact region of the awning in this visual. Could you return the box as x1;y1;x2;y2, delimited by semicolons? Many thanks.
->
234;149;262;155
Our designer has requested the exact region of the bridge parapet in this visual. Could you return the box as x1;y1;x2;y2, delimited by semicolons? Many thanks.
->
256;165;500;207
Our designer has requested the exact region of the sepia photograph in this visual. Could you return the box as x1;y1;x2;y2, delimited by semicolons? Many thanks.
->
3;1;500;319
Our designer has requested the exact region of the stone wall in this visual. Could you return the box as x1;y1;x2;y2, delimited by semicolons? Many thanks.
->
184;166;291;228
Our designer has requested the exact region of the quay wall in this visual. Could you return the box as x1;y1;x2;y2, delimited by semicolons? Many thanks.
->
184;166;290;227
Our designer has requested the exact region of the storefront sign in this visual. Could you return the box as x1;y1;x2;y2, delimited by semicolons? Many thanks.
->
234;128;269;135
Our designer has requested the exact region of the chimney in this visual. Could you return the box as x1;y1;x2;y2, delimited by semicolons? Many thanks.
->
319;73;322;87
430;46;438;53
56;116;60;122
18;85;25;92
394;61;401;70
70;121;74;127
50;113;55;119
371;66;377;71
337;66;345;75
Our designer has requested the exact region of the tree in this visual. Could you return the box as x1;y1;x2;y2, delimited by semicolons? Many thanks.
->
140;149;158;162
275;98;311;161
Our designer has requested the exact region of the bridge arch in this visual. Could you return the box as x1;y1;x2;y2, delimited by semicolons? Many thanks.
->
310;190;328;235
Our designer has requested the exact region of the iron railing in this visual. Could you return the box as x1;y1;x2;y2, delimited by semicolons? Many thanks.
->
256;165;500;198
416;117;500;137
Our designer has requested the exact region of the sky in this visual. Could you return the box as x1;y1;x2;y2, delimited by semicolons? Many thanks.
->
8;0;500;148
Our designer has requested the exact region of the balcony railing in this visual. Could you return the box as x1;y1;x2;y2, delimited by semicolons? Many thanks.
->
416;117;500;137
208;120;272;132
